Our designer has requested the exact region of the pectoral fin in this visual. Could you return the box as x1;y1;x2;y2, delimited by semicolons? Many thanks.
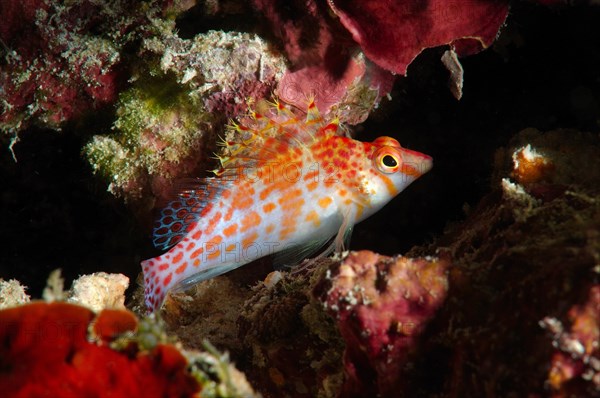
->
272;237;332;269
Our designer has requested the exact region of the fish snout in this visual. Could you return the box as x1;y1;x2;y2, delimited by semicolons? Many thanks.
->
400;148;433;178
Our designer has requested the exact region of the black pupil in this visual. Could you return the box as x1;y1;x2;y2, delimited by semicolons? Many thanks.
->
382;155;397;167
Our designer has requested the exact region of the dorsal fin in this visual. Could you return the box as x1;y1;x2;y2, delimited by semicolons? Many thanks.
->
216;98;340;176
152;177;229;250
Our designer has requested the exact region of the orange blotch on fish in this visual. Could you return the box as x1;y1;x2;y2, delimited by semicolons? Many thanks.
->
175;263;187;274
159;263;169;271
186;242;195;251
209;235;223;245
241;211;262;232
263;202;276;213
193;258;200;267
305;210;321;227
279;199;303;239
333;158;348;170
172;252;183;264
233;191;254;210
192;229;202;240
278;188;303;207
400;164;421;178
221;189;232;199
190;248;204;259
303;169;319;182
207;249;221;260
259;180;291;201
223;223;238;237
163;273;172;286
380;174;399;196
276;142;289;153
318;197;333;208
306;181;318;192
242;231;259;248
224;206;235;222
199;203;213;217
265;224;275;234
204;211;222;236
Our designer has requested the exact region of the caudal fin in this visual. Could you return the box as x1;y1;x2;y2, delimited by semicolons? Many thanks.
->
141;256;173;312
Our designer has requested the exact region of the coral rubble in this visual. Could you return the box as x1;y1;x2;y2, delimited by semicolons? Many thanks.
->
0;279;30;309
68;272;130;311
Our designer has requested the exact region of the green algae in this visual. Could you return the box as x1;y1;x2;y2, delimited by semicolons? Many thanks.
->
85;72;214;200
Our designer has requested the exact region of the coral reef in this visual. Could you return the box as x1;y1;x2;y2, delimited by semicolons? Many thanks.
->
158;257;345;398
252;0;512;112
0;301;260;398
401;128;600;396
0;302;200;398
0;279;30;309
157;252;448;397
541;285;600;396
85;28;287;204
41;269;130;312
0;0;162;133
68;272;130;311
317;251;450;397
328;0;510;76
276;53;395;125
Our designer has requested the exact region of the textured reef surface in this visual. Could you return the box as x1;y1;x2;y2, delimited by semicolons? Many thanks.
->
1;0;600;397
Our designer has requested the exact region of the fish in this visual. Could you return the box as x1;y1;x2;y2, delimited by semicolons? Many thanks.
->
141;99;432;312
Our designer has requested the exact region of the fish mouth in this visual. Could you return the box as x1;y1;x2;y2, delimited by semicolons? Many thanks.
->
400;148;433;177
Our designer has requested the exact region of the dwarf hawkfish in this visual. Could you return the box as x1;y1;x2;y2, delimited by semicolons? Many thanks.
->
142;98;432;311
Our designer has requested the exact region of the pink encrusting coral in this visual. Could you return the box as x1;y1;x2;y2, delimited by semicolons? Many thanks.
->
328;0;510;76
251;0;395;122
317;251;450;397
276;53;396;125
0;0;155;132
252;0;511;116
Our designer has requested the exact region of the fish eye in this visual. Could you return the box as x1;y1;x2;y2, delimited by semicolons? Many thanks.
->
382;154;398;168
374;147;401;174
